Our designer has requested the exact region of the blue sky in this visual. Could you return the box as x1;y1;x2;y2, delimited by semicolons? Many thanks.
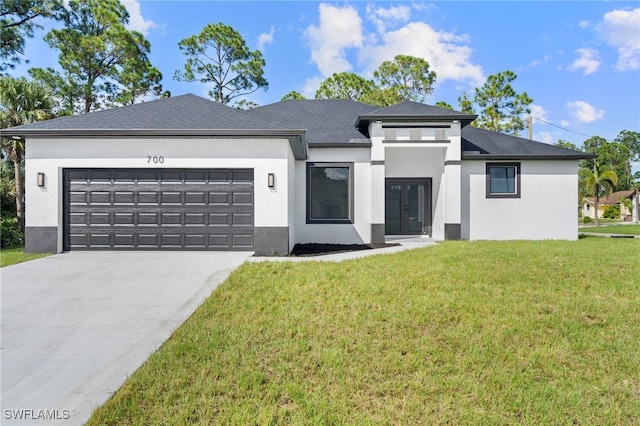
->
13;1;640;154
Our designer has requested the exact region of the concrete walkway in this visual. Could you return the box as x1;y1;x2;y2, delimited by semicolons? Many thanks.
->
1;251;251;426
248;237;438;263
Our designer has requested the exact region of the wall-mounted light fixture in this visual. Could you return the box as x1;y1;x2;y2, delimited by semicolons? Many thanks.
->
37;172;45;188
267;173;275;188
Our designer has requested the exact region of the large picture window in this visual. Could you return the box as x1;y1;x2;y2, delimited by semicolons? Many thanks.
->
306;163;353;223
486;162;521;198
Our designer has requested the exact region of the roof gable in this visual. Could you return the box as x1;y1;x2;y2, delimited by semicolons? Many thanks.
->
365;100;473;118
354;100;477;135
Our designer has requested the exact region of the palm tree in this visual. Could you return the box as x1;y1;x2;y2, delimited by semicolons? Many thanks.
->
579;163;618;226
0;76;53;232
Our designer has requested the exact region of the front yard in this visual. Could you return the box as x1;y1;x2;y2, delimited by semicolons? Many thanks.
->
89;239;639;425
579;223;640;236
0;246;50;267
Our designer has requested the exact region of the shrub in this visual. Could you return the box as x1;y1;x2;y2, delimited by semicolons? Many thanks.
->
583;216;592;224
0;217;23;248
603;205;621;219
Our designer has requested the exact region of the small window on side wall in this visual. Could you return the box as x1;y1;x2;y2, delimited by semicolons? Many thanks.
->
486;162;521;198
306;163;353;224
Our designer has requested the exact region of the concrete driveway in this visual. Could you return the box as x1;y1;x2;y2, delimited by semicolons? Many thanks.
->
1;251;251;425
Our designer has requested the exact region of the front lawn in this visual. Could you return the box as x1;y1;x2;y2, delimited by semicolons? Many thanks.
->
0;245;50;267
579;224;640;236
88;240;640;425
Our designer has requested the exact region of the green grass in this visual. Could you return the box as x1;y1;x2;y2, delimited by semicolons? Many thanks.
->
0;245;50;267
579;224;640;236
88;240;640;425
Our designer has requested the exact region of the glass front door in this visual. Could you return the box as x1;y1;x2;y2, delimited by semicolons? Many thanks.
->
385;179;431;235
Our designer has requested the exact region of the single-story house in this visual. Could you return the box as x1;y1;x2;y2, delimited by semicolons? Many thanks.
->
5;94;593;255
582;189;636;221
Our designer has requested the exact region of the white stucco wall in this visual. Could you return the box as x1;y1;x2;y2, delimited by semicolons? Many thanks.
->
461;160;579;240
294;147;372;245
25;136;295;251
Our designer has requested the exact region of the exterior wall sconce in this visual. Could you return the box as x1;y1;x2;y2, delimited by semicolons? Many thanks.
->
267;173;275;188
37;172;45;188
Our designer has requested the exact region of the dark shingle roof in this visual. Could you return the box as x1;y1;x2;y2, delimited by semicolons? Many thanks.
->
3;93;591;160
6;94;286;132
462;126;593;159
355;100;476;135
246;99;377;144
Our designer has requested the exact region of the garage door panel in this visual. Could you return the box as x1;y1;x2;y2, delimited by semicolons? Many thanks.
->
185;170;207;182
185;192;206;204
113;234;135;247
233;170;253;182
64;168;254;250
232;213;253;226
160;192;181;204
138;192;159;204
114;191;135;205
137;234;160;247
138;212;160;225
232;192;253;205
232;234;253;248
89;213;110;225
114;213;135;225
89;233;111;247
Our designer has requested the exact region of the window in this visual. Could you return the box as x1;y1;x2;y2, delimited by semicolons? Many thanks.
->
306;163;353;223
486;163;520;198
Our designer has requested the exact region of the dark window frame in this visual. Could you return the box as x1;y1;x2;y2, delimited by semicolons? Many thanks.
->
306;162;354;224
486;162;521;198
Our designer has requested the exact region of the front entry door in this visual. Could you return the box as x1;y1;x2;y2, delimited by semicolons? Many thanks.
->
385;179;431;236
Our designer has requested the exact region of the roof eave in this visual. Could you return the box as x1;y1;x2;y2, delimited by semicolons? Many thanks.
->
308;142;372;148
4;128;305;137
356;113;476;125
462;153;596;161
7;128;310;160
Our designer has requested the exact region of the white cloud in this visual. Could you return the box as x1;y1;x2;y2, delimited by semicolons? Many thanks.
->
359;22;485;86
304;3;484;88
567;100;605;123
304;3;364;76
366;4;411;34
302;76;324;98
530;53;552;67
579;20;590;29
122;0;158;35
258;27;275;51
535;131;553;144
599;8;640;71
568;48;601;75
530;104;549;122
560;120;571;127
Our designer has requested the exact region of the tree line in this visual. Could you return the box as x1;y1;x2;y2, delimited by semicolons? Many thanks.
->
1;0;638;240
556;132;640;225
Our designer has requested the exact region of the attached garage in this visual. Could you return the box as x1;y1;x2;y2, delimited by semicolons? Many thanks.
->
63;168;254;250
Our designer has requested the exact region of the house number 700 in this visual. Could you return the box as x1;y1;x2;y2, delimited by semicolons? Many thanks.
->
147;156;165;164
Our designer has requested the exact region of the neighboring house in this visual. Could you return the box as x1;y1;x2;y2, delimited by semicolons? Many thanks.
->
5;94;593;255
582;189;635;220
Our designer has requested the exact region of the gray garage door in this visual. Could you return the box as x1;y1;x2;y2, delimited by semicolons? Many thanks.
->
63;169;254;250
